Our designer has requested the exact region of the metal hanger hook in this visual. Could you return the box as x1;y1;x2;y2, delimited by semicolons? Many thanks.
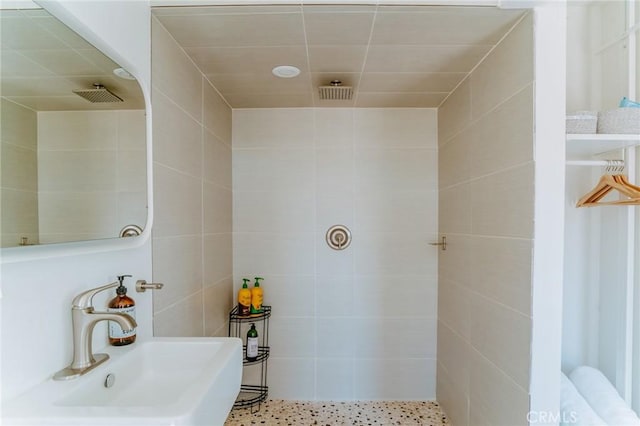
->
606;160;613;173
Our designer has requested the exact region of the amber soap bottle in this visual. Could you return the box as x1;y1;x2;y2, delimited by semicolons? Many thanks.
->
108;275;137;346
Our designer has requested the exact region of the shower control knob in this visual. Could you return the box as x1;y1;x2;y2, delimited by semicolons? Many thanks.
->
326;225;352;250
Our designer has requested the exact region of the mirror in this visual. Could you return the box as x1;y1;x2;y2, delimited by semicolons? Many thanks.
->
0;7;147;248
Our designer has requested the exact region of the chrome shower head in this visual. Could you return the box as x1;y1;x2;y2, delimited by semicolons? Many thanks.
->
318;80;353;101
73;84;123;103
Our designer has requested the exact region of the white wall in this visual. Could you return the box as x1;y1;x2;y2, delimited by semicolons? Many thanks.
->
562;0;637;398
562;0;597;377
150;17;233;338
530;4;567;423
436;12;536;426
593;0;629;111
637;1;640;102
1;0;152;403
566;2;592;113
233;107;438;400
562;166;600;372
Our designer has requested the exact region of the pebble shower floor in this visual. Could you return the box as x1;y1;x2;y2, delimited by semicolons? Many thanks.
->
224;400;450;425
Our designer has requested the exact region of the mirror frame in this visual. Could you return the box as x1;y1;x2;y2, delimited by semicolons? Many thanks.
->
1;0;153;263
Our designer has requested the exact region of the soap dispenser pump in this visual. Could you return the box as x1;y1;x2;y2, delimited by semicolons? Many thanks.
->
108;275;136;346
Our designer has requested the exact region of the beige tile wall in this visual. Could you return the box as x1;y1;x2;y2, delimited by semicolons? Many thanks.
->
151;17;233;337
36;110;146;244
436;13;534;426
233;107;438;400
0;99;38;247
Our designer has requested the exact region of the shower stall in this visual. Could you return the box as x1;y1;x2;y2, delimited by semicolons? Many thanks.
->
148;2;565;425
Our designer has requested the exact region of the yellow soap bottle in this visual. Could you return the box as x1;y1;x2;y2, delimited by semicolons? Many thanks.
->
250;277;264;314
238;279;251;316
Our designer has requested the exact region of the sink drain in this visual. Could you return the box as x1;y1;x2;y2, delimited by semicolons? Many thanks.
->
104;373;115;388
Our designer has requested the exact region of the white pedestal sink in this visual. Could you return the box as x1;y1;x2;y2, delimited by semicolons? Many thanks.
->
3;337;242;425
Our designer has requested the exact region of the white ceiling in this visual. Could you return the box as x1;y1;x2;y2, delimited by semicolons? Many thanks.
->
153;4;525;108
0;9;145;111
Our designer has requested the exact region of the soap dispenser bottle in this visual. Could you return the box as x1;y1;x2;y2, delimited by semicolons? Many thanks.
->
246;323;259;362
108;275;137;346
250;277;264;314
238;279;252;316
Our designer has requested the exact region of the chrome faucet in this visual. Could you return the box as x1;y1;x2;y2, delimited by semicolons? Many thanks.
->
53;281;137;381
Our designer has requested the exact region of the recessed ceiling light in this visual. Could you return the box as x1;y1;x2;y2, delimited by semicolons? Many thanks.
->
113;67;136;80
272;65;301;79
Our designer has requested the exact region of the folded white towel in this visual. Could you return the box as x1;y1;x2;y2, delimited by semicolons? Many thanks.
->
570;366;640;426
560;372;607;426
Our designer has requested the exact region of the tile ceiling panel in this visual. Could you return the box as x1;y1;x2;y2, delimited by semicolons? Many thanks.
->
19;50;109;76
355;92;447;108
207;72;312;95
185;46;309;75
224;93;313;109
1;77;80;97
307;45;368;73
5;95;144;111
1;14;67;50
364;45;494;73
157;13;306;47
303;11;375;45
1;50;54;78
152;5;302;16
36;17;95;49
371;7;525;45
303;5;377;13
153;5;526;108
359;72;467;93
78;49;121;74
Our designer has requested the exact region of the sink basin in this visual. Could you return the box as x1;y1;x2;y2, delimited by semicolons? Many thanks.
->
3;337;242;425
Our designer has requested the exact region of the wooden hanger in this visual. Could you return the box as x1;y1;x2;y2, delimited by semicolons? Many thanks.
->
614;174;640;192
577;174;640;207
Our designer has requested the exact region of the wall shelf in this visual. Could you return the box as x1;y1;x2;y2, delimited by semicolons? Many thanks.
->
566;134;640;158
234;385;269;409
241;345;270;366
229;305;271;323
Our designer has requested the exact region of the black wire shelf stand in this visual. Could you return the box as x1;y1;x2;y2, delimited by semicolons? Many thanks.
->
228;305;271;413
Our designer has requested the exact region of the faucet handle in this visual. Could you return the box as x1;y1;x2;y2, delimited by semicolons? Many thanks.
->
136;280;164;293
72;281;119;309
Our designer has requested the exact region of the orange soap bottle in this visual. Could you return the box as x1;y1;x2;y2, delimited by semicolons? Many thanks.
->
108;275;137;346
